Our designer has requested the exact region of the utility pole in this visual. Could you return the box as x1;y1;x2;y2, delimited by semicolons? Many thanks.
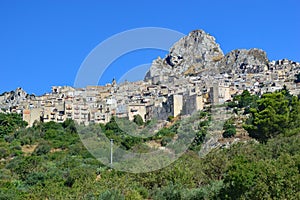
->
110;139;113;166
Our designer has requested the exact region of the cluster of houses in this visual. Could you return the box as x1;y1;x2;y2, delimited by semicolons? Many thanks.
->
20;78;229;126
2;59;299;127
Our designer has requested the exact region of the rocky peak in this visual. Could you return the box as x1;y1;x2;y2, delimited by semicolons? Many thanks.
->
145;30;275;83
0;88;34;110
145;29;224;81
216;48;269;74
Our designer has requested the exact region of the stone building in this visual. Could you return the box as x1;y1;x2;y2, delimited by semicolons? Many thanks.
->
183;94;203;115
23;108;43;127
128;104;147;122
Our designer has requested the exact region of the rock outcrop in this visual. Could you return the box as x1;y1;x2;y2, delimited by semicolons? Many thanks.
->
216;48;269;74
145;30;271;82
0;88;34;110
145;30;224;81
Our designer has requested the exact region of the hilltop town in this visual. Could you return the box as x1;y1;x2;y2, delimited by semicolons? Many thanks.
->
1;30;300;126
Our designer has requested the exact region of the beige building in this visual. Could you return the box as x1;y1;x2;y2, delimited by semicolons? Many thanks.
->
162;94;183;117
23;108;43;127
128;104;147;122
218;85;231;103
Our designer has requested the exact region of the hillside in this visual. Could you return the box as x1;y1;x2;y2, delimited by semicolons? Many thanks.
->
0;88;300;199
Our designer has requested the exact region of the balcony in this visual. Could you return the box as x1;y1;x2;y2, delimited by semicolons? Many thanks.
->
81;110;89;114
81;106;88;111
57;118;64;122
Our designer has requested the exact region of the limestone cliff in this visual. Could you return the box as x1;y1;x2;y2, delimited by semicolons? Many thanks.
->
216;48;269;74
145;30;271;81
0;88;34;110
145;30;224;80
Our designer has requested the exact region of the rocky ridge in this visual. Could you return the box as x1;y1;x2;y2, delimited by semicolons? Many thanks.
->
145;29;274;82
0;88;34;111
145;30;224;80
216;48;269;74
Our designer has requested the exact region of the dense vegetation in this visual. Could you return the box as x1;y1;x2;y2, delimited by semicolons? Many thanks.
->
0;89;299;199
243;88;300;142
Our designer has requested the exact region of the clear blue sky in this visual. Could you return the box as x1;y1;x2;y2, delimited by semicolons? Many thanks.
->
0;0;299;95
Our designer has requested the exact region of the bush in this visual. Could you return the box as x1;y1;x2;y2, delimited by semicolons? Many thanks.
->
220;154;300;199
25;172;45;186
0;147;9;159
223;128;236;138
223;119;236;138
62;119;77;134
156;128;173;139
0;113;28;137
183;181;223;199
152;183;182;200
33;141;51;155
125;190;143;200
133;114;144;126
99;190;125;200
136;187;148;199
161;137;172;146
4;135;15;143
167;116;174;122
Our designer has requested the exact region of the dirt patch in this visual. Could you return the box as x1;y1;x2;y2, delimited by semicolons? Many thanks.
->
21;144;38;155
146;140;161;148
50;148;63;153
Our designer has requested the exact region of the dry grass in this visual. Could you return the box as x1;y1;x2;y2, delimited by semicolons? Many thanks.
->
21;144;38;155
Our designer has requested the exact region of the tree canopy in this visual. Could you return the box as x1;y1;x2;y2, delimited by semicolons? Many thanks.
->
244;90;300;142
0;113;27;137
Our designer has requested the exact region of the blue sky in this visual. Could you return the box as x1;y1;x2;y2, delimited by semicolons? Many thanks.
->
0;0;299;95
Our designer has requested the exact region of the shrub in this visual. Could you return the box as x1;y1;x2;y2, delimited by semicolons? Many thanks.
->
152;183;182;200
0;147;9;159
167;116;174;122
33;141;51;155
223;119;236;138
223;128;236;138
125;190;143;200
99;190;125;200
133;114;144;126
161;137;172;147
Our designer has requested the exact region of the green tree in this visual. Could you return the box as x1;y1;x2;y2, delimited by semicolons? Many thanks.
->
105;116;122;133
133;114;144;126
288;95;300;135
189;120;209;151
234;90;258;109
33;141;51;155
62;119;77;134
221;154;300;199
0;113;27;136
223;118;236;138
244;91;290;143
